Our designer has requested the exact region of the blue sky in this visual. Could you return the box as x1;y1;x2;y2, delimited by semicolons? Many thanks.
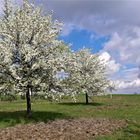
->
1;0;140;93
59;29;110;53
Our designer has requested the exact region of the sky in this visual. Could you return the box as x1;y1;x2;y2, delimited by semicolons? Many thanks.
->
1;0;140;94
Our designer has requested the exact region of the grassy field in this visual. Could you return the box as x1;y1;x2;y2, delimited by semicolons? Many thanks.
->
0;94;140;139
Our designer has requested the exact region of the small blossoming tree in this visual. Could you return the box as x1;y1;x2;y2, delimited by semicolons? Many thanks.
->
63;49;111;104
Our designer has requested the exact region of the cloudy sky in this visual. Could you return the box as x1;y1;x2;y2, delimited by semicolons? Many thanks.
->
1;0;140;94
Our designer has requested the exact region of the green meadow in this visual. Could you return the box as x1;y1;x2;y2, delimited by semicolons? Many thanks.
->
0;94;140;140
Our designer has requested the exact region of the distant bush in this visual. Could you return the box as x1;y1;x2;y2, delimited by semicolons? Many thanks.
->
0;94;17;101
32;94;46;100
20;94;26;100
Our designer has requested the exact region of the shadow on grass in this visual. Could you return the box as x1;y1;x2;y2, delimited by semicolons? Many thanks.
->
58;102;104;106
0;110;70;128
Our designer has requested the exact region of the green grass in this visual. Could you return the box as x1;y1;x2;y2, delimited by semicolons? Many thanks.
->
0;94;140;139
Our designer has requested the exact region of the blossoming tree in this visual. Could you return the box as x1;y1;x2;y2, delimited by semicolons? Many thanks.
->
63;49;111;104
0;0;68;116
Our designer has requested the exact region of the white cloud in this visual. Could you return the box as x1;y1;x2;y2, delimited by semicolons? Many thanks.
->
99;52;121;75
90;33;105;41
138;66;140;79
0;0;4;14
99;50;140;94
117;68;139;81
99;52;111;62
115;79;140;89
61;23;75;36
111;67;140;94
102;28;140;91
107;60;121;75
104;28;140;65
38;0;140;35
113;79;140;94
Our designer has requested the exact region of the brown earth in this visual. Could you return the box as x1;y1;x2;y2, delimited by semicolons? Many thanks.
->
97;104;131;110
0;118;126;140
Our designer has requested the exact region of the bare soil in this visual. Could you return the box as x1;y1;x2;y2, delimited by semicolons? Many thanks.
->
97;104;131;110
0;118;126;140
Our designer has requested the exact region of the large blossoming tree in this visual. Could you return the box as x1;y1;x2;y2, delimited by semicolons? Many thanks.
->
0;0;68;116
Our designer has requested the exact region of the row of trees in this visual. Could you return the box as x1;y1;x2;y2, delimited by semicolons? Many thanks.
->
0;0;112;116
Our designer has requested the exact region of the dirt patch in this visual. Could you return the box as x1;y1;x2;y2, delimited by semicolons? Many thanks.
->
96;104;132;111
0;118;126;140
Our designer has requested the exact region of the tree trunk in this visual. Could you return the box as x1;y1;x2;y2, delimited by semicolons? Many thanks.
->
26;86;32;117
85;92;89;104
